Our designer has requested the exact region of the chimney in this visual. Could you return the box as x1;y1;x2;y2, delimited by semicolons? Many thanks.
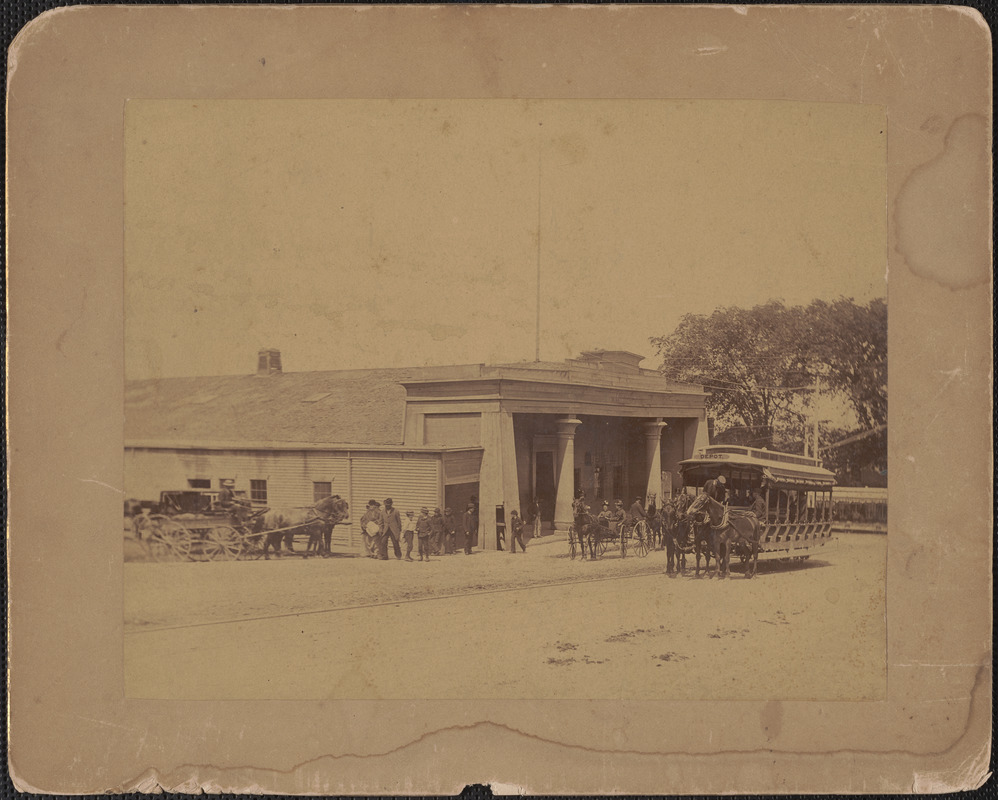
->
257;348;282;376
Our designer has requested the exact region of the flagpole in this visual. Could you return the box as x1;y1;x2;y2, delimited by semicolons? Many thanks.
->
535;135;541;362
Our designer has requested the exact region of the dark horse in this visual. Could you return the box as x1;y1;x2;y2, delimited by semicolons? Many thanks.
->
686;492;762;578
660;502;682;573
255;495;350;559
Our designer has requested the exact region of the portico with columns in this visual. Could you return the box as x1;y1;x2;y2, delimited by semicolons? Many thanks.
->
401;350;709;549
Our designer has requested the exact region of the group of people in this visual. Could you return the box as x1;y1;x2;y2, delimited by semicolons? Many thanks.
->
358;498;479;562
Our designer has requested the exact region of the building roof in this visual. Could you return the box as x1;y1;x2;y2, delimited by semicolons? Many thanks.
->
125;355;705;446
126;368;417;446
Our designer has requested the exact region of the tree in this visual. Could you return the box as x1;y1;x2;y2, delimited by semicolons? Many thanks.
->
651;300;820;450
650;298;887;479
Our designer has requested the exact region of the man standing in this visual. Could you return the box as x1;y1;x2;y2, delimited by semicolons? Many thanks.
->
416;507;433;562
750;490;767;520
442;507;457;554
527;496;541;540
401;510;417;561
381;498;403;560
429;508;445;556
359;500;384;559
509;510;527;553
463;502;477;554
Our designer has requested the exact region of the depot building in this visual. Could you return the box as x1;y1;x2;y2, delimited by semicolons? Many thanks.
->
125;348;709;552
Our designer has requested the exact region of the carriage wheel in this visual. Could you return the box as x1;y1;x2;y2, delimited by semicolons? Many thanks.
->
239;532;266;560
596;535;608;557
568;525;578;560
633;521;650;558
145;517;192;562
201;525;242;561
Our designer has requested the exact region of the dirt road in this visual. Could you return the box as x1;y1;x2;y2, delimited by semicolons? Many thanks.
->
124;534;885;700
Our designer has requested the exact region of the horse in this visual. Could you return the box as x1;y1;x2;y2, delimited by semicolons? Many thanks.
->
686;492;762;578
255;495;349;559
660;503;690;574
573;511;603;559
689;513;716;578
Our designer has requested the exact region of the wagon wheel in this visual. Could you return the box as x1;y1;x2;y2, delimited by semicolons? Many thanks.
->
568;525;578;560
238;530;266;560
201;525;242;561
632;521;650;558
145;516;192;562
595;533;608;557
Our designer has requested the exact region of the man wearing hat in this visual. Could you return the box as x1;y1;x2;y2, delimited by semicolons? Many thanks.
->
401;510;417;561
463;502;477;554
509;510;527;553
359;500;385;558
430;508;446;556
442;507;457;554
380;498;403;560
216;479;251;526
704;475;727;505
415;507;433;561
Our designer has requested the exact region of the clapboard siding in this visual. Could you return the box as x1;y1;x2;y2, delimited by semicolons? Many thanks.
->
350;454;441;542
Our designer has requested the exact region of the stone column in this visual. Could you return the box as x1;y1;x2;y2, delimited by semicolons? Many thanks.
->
644;418;668;503
553;416;582;533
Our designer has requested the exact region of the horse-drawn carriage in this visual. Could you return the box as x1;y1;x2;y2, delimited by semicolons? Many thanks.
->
134;490;349;562
568;512;651;560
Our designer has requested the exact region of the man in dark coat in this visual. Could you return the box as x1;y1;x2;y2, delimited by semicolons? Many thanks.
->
442;507;457;554
509;510;527;553
627;496;647;527
526;497;541;540
415;507;433;561
380;498;403;560
704;475;727;505
430;508;445;555
463;502;477;554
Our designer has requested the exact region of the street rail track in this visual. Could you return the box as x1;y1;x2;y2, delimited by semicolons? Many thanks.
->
124;566;670;636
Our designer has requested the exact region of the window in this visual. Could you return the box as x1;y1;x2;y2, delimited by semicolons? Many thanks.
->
250;480;268;505
188;478;211;489
313;481;332;502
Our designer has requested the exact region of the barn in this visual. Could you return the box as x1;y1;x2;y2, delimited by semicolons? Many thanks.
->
124;349;709;552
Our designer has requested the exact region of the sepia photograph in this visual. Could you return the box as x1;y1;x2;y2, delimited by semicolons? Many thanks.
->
7;4;990;793
122;98;887;700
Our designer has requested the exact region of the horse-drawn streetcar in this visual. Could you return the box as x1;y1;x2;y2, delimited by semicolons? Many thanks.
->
677;445;836;575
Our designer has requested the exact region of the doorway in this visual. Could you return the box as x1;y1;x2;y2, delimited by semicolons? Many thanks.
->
534;450;556;528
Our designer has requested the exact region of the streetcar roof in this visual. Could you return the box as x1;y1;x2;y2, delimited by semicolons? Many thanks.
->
678;445;836;489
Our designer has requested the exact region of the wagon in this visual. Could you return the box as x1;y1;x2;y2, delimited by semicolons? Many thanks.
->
136;489;268;562
569;515;650;559
142;512;266;562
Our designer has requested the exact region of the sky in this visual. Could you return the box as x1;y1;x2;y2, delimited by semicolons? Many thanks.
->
125;99;886;379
